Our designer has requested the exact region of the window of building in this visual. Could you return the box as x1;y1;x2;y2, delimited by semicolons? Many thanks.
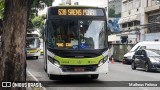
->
128;22;134;27
128;0;133;10
134;21;140;26
122;23;128;28
147;0;148;7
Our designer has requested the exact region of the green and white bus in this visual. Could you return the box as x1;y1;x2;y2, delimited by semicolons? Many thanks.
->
43;6;109;80
26;33;41;59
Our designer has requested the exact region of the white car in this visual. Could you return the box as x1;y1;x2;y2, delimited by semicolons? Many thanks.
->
123;41;160;64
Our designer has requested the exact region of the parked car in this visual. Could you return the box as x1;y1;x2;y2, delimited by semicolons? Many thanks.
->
123;41;160;64
131;49;160;72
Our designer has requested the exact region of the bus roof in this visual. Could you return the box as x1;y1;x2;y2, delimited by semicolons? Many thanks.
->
48;5;103;9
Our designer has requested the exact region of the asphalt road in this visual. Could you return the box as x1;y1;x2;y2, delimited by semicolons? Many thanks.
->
27;56;160;90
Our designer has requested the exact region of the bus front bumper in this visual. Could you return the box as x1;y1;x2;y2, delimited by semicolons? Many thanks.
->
47;61;109;75
27;52;40;57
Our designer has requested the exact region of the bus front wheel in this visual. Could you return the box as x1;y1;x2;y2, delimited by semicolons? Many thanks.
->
35;56;38;59
90;74;99;79
49;74;60;80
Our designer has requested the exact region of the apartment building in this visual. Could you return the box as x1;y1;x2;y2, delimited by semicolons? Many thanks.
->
109;0;122;15
118;0;160;43
119;0;141;32
142;0;160;41
99;0;108;8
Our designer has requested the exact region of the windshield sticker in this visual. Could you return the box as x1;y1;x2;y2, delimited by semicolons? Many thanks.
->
73;45;78;49
56;43;64;47
80;43;86;49
66;43;72;47
71;40;78;45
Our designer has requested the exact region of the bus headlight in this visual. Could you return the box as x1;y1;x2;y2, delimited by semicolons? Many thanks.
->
48;56;60;67
98;56;108;66
54;60;61;67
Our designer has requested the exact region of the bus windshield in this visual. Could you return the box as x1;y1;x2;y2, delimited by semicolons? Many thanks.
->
47;19;107;50
26;38;40;48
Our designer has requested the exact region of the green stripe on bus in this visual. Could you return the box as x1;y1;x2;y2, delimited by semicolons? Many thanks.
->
54;55;103;65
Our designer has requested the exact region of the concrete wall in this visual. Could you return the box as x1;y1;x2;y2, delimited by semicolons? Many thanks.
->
141;32;160;41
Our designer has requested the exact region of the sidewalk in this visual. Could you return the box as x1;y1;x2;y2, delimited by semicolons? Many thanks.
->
26;70;47;90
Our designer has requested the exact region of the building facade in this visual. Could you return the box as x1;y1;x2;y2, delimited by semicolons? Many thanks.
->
109;0;122;15
142;0;160;41
118;0;160;43
108;0;122;43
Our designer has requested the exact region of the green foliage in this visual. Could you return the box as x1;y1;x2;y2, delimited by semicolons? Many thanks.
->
0;0;54;34
0;0;4;19
33;0;53;10
108;8;115;18
27;8;39;32
0;0;4;35
32;15;45;28
31;14;46;38
108;8;121;18
27;0;54;33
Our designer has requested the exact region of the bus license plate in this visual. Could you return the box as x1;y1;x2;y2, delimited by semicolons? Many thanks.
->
74;68;85;72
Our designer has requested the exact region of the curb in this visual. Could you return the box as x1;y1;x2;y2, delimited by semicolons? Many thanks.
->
26;70;47;90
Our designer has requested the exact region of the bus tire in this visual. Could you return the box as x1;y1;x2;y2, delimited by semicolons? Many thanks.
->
35;56;38;59
90;74;99;79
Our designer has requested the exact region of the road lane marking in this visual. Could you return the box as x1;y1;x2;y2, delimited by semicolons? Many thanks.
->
27;70;47;90
139;87;148;90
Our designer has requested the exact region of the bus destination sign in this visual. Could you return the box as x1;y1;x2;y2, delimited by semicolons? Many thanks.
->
49;8;105;17
58;9;99;16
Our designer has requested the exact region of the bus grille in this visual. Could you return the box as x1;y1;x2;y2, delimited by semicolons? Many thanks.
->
61;65;98;72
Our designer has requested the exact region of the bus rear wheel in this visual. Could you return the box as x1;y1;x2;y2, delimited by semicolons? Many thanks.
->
90;74;99;79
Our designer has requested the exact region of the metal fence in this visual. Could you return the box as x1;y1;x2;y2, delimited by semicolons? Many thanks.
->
109;44;135;61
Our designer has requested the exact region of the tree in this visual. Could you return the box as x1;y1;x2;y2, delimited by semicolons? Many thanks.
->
0;0;32;87
27;0;53;33
108;8;121;18
32;15;44;29
0;0;4;35
32;14;46;38
0;0;53;90
0;0;4;19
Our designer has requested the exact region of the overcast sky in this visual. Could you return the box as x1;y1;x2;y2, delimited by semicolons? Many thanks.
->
53;0;101;6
